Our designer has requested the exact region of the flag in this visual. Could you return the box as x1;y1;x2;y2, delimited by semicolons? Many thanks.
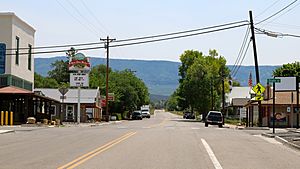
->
248;72;252;87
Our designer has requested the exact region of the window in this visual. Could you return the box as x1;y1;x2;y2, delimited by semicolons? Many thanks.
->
15;36;19;65
28;44;32;70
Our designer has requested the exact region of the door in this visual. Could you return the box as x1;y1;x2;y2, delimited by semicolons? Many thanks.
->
66;105;74;122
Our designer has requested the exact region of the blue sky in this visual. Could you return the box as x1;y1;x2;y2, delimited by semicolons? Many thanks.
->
1;0;300;65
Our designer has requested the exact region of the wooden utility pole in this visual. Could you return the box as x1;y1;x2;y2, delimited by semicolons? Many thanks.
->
100;36;115;122
249;11;262;126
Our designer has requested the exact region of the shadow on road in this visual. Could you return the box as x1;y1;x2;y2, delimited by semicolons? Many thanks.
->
170;119;202;123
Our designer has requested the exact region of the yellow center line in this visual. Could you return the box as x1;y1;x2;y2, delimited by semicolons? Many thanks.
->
66;132;137;169
148;119;168;128
57;132;137;169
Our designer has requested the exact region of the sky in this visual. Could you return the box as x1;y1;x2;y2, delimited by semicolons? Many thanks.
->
1;0;300;65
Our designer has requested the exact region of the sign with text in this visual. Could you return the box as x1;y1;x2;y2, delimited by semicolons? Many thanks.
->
0;43;6;74
70;73;89;87
68;53;91;72
275;77;297;91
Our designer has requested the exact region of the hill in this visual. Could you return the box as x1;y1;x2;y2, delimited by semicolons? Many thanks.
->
34;57;279;96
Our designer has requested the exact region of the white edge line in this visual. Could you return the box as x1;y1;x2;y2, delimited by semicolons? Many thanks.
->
201;138;223;169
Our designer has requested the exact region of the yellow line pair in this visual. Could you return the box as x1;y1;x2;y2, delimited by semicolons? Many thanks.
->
57;131;137;169
148;119;168;128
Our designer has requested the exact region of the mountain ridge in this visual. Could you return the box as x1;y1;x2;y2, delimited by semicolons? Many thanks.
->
34;57;279;96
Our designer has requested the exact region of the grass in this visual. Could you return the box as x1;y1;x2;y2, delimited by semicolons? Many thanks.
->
225;118;244;126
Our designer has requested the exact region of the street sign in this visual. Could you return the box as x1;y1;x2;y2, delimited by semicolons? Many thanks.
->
267;78;281;83
255;95;264;101
70;73;89;87
108;93;115;101
252;83;265;95
59;88;69;95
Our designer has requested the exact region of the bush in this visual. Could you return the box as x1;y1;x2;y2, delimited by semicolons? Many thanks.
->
112;113;122;120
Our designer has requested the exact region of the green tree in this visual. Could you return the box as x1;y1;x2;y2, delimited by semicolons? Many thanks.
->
48;60;69;83
34;72;59;88
177;49;230;114
273;61;300;77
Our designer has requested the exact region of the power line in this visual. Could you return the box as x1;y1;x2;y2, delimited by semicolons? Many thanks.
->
231;26;250;76
255;0;282;19
109;24;249;48
232;39;252;78
5;23;249;56
260;1;300;27
256;0;298;25
4;20;248;51
55;0;98;37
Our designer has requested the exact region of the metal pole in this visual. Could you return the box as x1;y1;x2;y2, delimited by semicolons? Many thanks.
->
273;82;275;134
291;92;294;128
77;86;81;124
249;11;262;126
297;76;299;129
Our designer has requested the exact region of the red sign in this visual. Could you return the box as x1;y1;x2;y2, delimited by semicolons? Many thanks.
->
101;99;106;107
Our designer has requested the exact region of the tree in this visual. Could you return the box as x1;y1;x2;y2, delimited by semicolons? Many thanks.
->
177;49;230;114
34;72;59;88
48;60;69;83
273;61;300;77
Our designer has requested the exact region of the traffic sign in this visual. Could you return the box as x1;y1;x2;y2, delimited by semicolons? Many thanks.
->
267;78;281;83
252;83;265;95
255;95;264;101
59;88;69;95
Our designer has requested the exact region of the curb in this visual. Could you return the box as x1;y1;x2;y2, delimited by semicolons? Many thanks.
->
261;132;300;151
0;130;15;134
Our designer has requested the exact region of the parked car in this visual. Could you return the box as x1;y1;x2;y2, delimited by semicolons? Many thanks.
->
141;109;151;118
183;112;195;119
205;111;223;128
132;111;143;120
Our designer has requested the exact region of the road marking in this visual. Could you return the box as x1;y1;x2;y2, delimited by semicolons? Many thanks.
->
191;127;200;130
148;119;168;128
254;135;282;145
57;132;137;169
201;138;223;169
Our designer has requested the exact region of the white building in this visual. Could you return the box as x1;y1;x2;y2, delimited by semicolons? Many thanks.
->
0;12;35;91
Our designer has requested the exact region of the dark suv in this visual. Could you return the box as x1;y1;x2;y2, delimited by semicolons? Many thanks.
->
205;111;223;128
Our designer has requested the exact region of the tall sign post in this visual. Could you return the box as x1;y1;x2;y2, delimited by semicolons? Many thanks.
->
67;48;91;124
59;87;68;121
268;78;281;134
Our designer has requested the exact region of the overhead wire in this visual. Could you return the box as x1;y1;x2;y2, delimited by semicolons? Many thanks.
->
232;39;252;78
4;20;249;51
5;22;249;56
55;0;98;37
230;26;250;76
255;0;282;19
256;0;298;25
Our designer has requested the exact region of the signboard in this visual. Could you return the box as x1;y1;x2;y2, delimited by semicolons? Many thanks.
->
267;78;281;83
101;99;106;107
252;83;265;95
275;77;297;91
254;95;264;101
108;93;115;101
0;43;6;74
68;53;91;72
58;88;69;96
70;73;89;87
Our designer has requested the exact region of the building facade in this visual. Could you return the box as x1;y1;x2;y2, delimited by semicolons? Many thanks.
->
0;12;35;91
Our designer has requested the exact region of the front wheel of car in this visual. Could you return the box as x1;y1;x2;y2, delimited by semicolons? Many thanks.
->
205;123;208;127
218;124;223;128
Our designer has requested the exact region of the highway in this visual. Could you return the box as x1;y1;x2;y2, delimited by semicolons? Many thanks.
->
0;110;300;169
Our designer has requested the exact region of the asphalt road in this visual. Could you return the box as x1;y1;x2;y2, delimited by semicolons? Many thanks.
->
1;110;300;169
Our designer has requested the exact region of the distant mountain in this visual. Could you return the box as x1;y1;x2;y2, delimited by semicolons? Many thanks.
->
34;57;279;97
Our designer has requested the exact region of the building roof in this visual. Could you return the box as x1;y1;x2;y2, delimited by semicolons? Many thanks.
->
0;86;33;94
34;88;100;104
0;12;36;32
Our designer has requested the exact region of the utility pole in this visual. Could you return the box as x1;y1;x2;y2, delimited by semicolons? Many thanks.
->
100;36;115;122
249;11;262;126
